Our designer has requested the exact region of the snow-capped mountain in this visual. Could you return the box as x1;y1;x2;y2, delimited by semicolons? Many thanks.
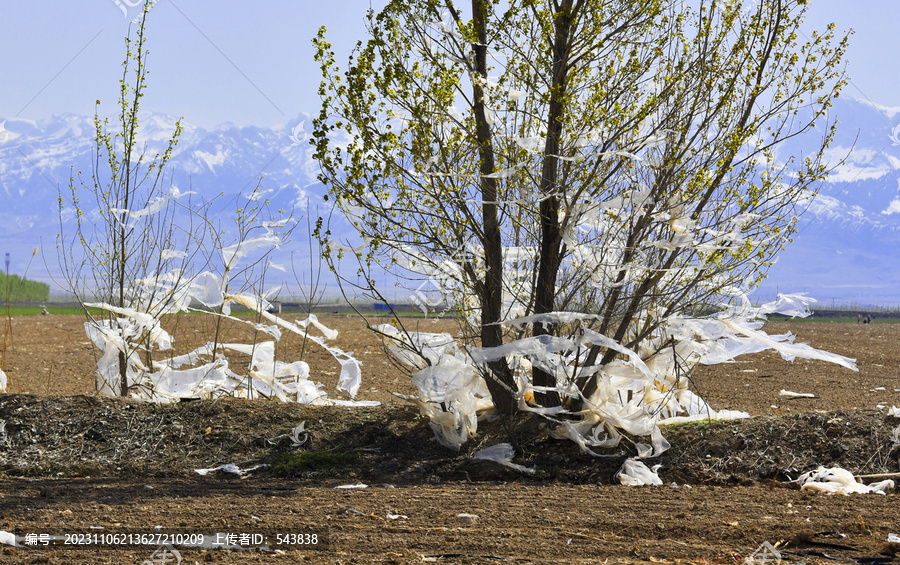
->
757;98;900;305
0;112;320;292
1;97;899;304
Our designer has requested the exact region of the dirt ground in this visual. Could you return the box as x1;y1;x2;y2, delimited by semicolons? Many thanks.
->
2;315;900;564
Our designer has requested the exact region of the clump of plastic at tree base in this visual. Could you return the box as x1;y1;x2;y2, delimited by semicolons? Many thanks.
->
383;293;856;455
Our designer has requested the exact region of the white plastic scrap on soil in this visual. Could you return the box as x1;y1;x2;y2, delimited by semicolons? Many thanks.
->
473;443;536;474
617;458;663;486
797;466;894;495
194;463;269;476
380;292;856;454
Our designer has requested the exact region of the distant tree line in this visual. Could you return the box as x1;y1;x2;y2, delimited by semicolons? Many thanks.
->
0;272;50;302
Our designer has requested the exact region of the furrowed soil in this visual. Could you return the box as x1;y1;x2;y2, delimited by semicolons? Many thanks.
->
2;315;900;564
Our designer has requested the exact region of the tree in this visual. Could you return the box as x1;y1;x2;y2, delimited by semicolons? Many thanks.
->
313;0;852;449
56;4;311;402
58;3;199;397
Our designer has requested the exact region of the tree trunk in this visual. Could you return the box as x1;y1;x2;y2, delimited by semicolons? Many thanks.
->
532;0;577;408
472;0;517;415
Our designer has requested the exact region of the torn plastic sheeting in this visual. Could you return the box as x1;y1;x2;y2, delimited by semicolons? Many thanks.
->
130;341;368;406
757;293;817;318
186;271;225;309
220;292;273;318
309;335;362;398
153;343;217;370
249;306;355;395
195;463;269;476
473;443;536;474
85;302;173;351
160;248;187;261
888;406;900;418
550;419;620;457
219;341;308;403
0;368;6;393
635;427;671;459
114;185;194;218
396;354;494;450
411;355;478;404
719;317;857;371
195;305;283;342
469;334;577;364
797;466;894;495
0;531;16;547
133;361;240;401
617;458;663;486
579;329;654;378
373;325;457;370
85;320;148;397
225;294;361;398
220;230;282;269
474;321;654;382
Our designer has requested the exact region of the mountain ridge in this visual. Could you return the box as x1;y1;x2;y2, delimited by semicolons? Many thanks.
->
1;98;898;304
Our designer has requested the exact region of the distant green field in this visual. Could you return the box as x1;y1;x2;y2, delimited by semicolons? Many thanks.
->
2;306;87;316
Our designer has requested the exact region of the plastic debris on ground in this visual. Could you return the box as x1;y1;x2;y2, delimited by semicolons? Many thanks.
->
473;443;536;474
888;406;900;418
290;422;308;447
81;272;376;408
0;531;15;547
334;483;369;489
194;463;269;476
0;369;7;393
377;293;856;454
889;533;900;543
779;390;816;399
377;324;494;450
796;466;894;495
617;458;663;486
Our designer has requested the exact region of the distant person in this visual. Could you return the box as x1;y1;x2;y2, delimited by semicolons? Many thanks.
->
858;314;861;324
867;314;872;324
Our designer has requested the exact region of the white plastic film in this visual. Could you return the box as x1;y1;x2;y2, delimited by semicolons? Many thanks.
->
617;458;663;486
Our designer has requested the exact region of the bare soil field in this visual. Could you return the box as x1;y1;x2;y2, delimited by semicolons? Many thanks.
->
2;315;900;564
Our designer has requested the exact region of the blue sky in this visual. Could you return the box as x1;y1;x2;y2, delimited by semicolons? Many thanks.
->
2;0;899;129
